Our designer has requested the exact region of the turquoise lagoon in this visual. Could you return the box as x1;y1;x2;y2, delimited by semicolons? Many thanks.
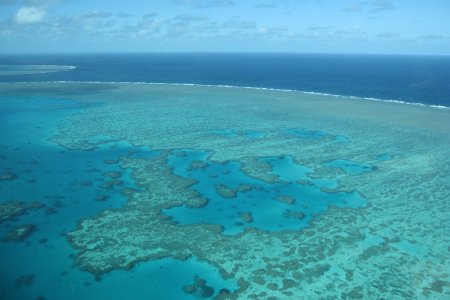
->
164;150;366;234
0;82;449;299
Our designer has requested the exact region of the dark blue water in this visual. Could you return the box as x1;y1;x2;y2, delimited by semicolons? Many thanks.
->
0;53;449;106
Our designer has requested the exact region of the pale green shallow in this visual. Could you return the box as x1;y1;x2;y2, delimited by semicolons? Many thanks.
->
2;82;450;299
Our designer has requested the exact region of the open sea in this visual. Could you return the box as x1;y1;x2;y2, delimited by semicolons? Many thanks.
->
0;54;449;299
1;53;450;107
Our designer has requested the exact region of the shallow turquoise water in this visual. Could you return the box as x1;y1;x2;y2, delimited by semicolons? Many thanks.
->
0;95;233;299
164;149;366;234
212;129;267;139
285;128;329;139
324;159;374;175
1;82;449;299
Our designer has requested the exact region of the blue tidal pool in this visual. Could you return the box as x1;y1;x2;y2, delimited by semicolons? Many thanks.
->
324;159;374;175
286;128;329;139
211;129;267;139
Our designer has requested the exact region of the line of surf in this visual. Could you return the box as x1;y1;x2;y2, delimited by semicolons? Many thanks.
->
2;80;449;111
0;64;77;69
0;65;76;76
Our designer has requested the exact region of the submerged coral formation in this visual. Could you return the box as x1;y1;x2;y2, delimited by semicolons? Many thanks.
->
0;201;45;224
182;276;215;298
3;224;37;242
0;171;17;181
14;274;35;288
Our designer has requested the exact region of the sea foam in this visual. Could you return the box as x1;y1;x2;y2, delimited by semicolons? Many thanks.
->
1;80;449;111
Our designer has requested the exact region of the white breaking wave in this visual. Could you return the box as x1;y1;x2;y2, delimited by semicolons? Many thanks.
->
0;65;77;76
20;65;77;69
2;80;449;111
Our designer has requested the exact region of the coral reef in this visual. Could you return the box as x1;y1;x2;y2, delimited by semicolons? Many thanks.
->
215;184;237;198
239;212;253;223
15;274;35;288
0;201;45;224
3;224;37;242
275;195;296;205
2;82;448;299
0;171;17;181
182;276;215;298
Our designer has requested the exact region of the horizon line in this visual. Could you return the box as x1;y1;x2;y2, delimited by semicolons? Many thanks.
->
0;51;449;57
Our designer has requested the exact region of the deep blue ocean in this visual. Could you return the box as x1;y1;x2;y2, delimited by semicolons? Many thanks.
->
0;53;449;107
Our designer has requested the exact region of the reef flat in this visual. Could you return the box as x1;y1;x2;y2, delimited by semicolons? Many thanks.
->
0;65;75;76
1;82;449;299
